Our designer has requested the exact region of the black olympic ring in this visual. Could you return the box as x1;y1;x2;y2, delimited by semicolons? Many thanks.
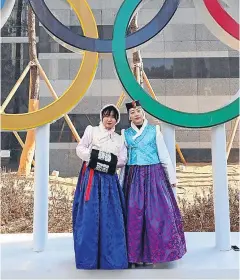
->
28;0;180;53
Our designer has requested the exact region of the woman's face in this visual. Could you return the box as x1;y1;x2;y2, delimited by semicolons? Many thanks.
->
129;106;144;126
102;111;117;130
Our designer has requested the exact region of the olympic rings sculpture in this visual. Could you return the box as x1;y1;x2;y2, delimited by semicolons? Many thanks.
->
1;0;239;131
1;0;16;29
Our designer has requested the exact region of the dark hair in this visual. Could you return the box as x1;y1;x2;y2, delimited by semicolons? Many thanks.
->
101;106;119;122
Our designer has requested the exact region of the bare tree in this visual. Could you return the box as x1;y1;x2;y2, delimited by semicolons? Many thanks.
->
18;6;40;176
129;14;144;88
129;14;159;125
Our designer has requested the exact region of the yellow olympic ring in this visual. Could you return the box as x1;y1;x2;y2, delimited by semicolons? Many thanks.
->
1;0;99;131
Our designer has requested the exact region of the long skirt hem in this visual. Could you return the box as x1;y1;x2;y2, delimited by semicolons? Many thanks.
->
128;250;186;264
73;164;128;270
124;163;187;264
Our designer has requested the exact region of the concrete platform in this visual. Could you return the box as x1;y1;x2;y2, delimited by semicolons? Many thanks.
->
1;232;239;279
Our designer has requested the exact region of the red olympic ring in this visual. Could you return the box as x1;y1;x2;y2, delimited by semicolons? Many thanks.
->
204;0;239;40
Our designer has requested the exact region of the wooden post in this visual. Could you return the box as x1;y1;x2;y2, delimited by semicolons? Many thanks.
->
36;60;81;143
226;116;240;160
0;63;31;114
116;92;126;109
13;131;35;166
143;70;158;99
176;143;187;165
143;70;187;165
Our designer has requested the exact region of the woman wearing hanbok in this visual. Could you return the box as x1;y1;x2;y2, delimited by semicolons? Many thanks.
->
72;104;128;270
122;100;186;266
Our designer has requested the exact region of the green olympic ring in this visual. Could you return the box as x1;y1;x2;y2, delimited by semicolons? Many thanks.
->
112;0;239;128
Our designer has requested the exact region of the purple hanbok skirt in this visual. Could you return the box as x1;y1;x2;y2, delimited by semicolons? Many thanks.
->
123;163;187;264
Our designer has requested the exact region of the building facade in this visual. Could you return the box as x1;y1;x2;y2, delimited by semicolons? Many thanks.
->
1;0;239;176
